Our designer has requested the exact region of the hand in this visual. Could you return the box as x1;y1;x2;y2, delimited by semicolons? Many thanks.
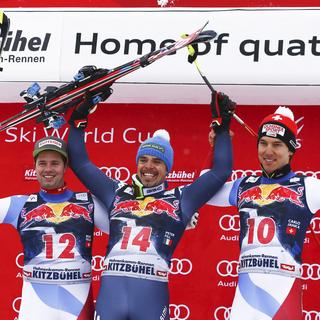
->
210;91;236;132
68;86;112;129
185;212;199;230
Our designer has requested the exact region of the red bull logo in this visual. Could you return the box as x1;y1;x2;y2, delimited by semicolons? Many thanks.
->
239;184;304;207
21;204;55;226
113;200;141;213
113;197;180;221
21;202;92;226
144;199;179;220
60;203;92;222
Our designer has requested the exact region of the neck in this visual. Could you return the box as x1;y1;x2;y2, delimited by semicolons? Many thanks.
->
132;174;167;199
41;183;67;194
261;163;292;179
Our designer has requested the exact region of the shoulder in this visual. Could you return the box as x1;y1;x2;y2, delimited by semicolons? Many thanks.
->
304;176;320;190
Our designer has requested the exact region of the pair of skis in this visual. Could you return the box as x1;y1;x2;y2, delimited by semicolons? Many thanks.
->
0;22;216;131
0;11;10;71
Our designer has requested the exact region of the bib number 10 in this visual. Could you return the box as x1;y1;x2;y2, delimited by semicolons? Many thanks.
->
247;217;276;245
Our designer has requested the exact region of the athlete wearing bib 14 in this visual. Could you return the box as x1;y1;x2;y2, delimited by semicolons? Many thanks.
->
207;106;320;320
0;136;109;320
67;90;235;320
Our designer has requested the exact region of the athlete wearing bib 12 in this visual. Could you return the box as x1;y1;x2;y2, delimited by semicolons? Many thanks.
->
0;136;109;320
67;90;235;320
207;106;320;320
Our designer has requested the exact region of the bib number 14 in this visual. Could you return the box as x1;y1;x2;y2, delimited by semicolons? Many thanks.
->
120;226;152;252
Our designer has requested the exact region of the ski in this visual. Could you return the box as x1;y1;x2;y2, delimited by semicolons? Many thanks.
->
0;22;216;131
0;11;10;71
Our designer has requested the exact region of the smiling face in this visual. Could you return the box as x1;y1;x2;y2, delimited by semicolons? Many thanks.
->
136;155;167;188
258;136;293;174
35;150;67;190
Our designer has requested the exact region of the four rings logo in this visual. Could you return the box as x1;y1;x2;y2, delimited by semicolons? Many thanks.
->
213;307;320;320
231;169;320;181
296;170;320;179
216;260;239;277
219;215;240;232
170;258;192;275
303;310;320;320
301;263;320;280
169;304;190;320
15;253;24;269
230;169;261;181
214;306;232;320
99;166;131;182
12;297;21;313
92;255;106;272
307;217;320;234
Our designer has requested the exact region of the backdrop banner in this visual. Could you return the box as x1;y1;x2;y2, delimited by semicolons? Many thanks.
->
0;102;319;320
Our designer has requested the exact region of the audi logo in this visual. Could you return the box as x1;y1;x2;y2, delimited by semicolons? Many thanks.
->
12;297;21;313
296;171;320;179
170;258;192;275
230;169;262;181
216;260;239;277
231;170;320;181
219;215;240;232
99;166;131;182
15;252;24;269
91;255;106;272
169;304;190;320
212;307;319;320
214;306;232;320
303;310;320;320
307;217;320;234
300;263;320;280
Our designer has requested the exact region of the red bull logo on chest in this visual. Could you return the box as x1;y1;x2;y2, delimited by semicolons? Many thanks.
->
113;196;180;221
239;184;304;207
21;202;93;226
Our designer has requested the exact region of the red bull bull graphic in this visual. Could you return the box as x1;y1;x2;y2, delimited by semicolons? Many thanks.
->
113;200;141;213
239;184;304;207
21;202;92;226
60;203;93;222
113;196;180;220
21;204;55;226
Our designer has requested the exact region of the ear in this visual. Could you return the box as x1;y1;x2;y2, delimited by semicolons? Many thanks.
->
288;151;294;161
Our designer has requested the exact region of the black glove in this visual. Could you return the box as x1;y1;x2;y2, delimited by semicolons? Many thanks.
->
68;86;112;129
210;91;236;132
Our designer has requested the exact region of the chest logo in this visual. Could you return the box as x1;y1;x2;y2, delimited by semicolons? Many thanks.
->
113;196;180;221
239;184;304;207
21;202;93;226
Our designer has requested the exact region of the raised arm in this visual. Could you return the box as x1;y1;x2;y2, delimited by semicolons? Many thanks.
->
181;91;235;221
67;89;118;210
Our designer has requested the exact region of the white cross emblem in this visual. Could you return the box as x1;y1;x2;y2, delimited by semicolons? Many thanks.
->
272;115;283;121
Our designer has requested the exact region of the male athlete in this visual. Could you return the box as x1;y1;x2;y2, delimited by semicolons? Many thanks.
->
0;136;108;320
206;106;320;319
67;89;235;319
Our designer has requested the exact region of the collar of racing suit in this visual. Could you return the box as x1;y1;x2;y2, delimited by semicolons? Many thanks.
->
261;163;292;179
40;183;67;194
131;174;167;199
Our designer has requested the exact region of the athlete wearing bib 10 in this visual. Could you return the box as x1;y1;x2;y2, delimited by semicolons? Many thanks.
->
0;136;109;320
67;90;235;320
207;106;320;320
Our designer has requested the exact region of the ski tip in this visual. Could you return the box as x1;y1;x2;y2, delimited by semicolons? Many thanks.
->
193;30;217;44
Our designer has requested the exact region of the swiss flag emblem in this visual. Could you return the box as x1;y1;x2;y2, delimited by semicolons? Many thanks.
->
286;226;297;235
